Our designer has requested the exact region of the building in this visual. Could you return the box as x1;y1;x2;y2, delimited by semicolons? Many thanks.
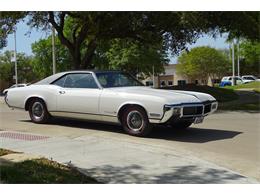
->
143;64;215;88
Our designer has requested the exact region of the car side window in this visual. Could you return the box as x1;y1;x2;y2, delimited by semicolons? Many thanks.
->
245;77;254;80
64;73;98;89
52;76;67;87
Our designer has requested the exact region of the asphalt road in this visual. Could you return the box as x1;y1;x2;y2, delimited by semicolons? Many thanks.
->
0;97;259;182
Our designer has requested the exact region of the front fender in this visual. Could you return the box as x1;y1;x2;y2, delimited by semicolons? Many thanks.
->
117;100;165;122
117;101;148;115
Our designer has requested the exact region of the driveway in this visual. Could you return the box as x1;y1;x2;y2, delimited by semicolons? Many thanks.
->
0;97;259;183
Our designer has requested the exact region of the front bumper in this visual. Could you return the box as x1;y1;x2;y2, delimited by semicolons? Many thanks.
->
151;100;218;124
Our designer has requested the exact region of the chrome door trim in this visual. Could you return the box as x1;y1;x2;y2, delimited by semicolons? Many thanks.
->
49;111;119;123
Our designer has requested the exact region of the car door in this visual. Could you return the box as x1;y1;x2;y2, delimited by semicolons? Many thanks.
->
235;77;243;84
55;73;102;115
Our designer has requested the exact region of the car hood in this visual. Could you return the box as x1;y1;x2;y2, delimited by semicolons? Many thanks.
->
108;86;216;104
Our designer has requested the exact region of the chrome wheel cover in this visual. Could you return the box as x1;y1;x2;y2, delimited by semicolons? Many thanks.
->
126;111;144;132
31;102;44;120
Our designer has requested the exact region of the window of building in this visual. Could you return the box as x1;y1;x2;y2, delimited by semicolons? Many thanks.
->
160;80;166;87
145;81;153;86
167;80;173;86
177;80;186;86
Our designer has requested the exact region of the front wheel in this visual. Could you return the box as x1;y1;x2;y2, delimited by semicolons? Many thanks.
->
121;106;152;137
29;99;50;124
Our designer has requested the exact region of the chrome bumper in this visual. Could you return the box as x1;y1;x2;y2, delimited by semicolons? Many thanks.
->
151;101;218;124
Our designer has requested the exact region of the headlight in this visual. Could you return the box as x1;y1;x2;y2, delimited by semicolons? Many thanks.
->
164;105;182;115
173;107;181;115
164;106;171;112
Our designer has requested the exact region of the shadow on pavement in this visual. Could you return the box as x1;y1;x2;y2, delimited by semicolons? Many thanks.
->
20;118;242;143
78;164;246;184
149;126;242;143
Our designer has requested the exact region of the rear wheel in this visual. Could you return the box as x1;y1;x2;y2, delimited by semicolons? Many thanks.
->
29;99;50;123
121;106;152;137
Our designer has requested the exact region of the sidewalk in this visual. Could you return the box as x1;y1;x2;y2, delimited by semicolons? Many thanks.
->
0;130;257;184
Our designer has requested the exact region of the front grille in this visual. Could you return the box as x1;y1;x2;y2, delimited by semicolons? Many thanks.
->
183;106;203;116
204;104;211;114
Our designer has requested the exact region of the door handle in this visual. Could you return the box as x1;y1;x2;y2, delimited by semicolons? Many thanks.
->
59;91;66;94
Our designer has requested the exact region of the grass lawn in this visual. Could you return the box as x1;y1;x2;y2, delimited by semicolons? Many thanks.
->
224;81;260;93
219;102;260;111
0;148;15;156
162;84;239;102
0;148;99;184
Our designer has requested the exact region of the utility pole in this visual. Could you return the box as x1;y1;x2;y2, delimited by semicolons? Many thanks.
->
52;26;56;75
232;41;235;86
237;39;240;77
152;65;155;88
14;30;18;85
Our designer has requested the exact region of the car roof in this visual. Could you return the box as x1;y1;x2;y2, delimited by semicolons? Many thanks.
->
34;70;123;85
242;75;254;77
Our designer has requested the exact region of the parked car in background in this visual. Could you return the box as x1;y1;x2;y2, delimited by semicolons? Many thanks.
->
242;75;260;83
219;76;244;87
5;70;218;137
2;83;28;95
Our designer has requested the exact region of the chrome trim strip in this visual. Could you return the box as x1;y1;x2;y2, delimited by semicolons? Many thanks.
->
165;100;216;107
49;111;119;124
149;113;161;118
151;101;218;124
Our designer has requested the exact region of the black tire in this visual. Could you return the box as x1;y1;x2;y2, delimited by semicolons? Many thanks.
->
121;106;152;137
28;98;50;124
170;121;193;130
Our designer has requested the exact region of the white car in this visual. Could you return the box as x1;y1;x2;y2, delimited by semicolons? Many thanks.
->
242;75;260;83
220;76;244;86
5;71;218;136
3;83;28;95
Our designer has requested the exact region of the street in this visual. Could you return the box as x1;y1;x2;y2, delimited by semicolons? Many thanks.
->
0;97;259;183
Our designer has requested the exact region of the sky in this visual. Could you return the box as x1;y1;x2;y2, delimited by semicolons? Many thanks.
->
2;21;230;63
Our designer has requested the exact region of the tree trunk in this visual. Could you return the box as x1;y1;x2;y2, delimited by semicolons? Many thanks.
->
208;75;214;87
71;56;81;70
72;49;81;70
81;40;97;69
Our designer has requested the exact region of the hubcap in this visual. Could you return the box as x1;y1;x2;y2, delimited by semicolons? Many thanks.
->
126;111;144;132
32;102;44;120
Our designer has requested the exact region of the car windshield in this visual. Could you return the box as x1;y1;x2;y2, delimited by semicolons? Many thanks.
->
95;72;144;88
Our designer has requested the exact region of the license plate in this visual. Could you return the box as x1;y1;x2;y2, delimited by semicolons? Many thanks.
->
194;116;204;124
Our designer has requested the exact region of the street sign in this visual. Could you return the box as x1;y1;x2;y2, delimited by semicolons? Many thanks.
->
10;51;16;62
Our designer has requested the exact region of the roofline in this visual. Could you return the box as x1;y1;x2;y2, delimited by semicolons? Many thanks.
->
57;70;124;74
34;70;126;85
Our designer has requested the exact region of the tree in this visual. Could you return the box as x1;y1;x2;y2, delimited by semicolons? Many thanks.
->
0;51;13;82
239;40;260;76
0;51;35;83
31;36;71;79
177;46;230;85
94;38;167;76
31;36;167;78
30;11;204;69
0;12;27;48
1;11;259;70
